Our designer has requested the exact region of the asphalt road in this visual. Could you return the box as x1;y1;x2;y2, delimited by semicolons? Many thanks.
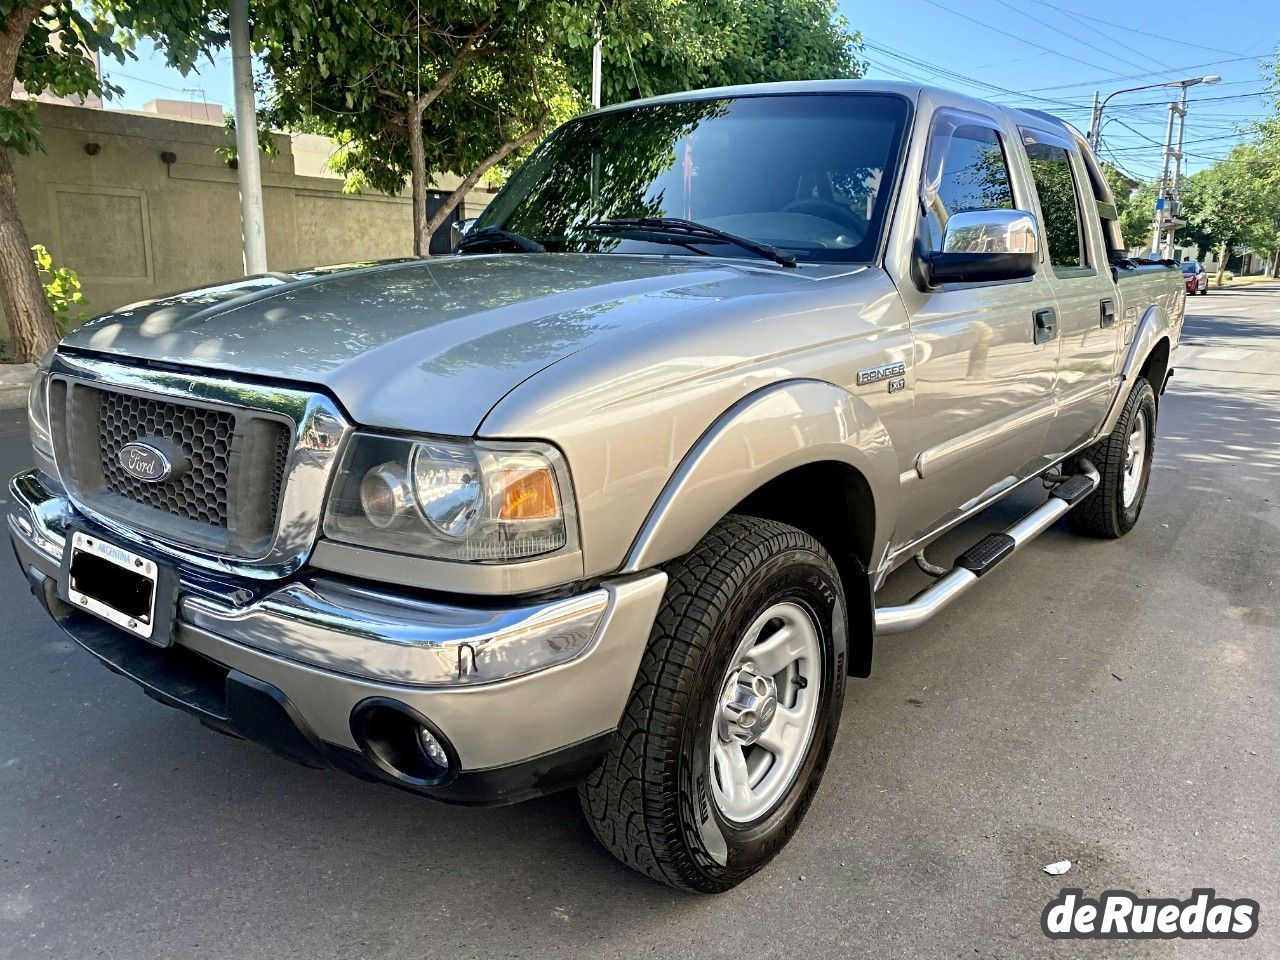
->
1;284;1277;959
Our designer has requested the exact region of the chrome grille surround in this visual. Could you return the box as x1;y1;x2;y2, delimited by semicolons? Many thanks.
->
47;352;352;580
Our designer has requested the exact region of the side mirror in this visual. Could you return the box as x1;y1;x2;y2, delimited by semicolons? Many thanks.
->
925;209;1039;285
450;218;478;251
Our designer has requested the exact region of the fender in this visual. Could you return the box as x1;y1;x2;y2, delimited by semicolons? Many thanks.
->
620;379;899;574
1096;301;1174;439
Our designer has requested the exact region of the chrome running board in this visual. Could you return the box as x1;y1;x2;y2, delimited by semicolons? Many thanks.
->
875;463;1100;635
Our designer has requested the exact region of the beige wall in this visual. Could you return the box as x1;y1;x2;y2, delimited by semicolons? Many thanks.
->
3;103;492;350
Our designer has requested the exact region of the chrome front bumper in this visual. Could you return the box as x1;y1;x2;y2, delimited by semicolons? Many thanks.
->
8;470;666;800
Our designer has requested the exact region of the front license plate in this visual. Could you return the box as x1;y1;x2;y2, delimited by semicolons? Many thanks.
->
66;531;163;642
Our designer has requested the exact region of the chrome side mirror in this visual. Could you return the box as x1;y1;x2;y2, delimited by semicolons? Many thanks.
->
450;218;478;251
927;209;1039;285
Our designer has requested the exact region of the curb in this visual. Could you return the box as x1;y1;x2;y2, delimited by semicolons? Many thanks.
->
1;387;29;411
0;363;36;412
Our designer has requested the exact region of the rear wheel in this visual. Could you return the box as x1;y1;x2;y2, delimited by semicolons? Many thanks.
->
1069;377;1157;538
579;515;847;892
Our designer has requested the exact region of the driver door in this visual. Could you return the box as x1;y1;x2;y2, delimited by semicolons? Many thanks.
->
891;109;1060;546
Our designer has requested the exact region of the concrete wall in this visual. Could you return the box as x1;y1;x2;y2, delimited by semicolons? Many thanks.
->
3;103;493;350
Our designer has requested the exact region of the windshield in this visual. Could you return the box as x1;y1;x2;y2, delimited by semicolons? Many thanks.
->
474;93;912;264
1182;262;1199;273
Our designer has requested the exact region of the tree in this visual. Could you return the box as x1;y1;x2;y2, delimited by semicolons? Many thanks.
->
0;2;221;361
579;0;864;105
255;1;592;258
1178;143;1278;284
1115;181;1157;252
258;0;864;258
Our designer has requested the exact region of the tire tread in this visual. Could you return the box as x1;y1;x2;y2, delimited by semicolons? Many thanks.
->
579;515;831;892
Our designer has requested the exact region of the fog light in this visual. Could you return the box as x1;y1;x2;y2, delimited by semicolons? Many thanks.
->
418;726;449;768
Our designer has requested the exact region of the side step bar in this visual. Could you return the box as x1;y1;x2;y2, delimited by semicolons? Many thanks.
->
875;463;1100;635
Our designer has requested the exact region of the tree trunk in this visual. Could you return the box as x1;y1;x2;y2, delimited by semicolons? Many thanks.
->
421;114;551;244
0;148;57;362
1;4;58;362
408;102;429;258
1215;241;1230;287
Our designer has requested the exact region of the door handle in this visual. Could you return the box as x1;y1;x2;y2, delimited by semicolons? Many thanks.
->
1099;298;1117;328
1033;307;1057;345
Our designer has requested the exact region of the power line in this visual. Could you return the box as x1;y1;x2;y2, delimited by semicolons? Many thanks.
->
987;0;1182;81
1024;0;1255;60
863;40;1092;110
1022;55;1269;94
915;0;1131;79
1104;90;1274;109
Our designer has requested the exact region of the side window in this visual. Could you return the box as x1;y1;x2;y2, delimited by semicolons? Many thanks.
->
921;115;1015;253
1021;133;1087;270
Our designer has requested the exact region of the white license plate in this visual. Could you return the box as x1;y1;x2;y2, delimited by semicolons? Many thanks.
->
67;531;160;641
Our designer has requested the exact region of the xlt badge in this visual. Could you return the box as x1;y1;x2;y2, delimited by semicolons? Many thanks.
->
857;361;907;388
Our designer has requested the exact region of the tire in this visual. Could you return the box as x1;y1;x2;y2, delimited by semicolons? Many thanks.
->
1068;377;1157;538
580;515;848;892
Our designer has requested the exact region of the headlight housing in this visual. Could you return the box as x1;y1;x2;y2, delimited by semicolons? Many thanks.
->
323;434;577;563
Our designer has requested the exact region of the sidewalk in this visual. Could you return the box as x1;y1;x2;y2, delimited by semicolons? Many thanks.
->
0;363;36;410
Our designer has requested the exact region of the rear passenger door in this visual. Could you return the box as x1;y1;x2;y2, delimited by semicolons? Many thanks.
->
1018;127;1122;456
893;109;1059;545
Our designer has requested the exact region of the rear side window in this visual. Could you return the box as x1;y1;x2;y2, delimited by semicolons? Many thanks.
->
1021;133;1086;270
920;114;1015;253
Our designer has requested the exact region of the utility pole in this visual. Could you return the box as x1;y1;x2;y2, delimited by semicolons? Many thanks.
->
591;35;603;109
1150;93;1181;257
1152;80;1208;260
1088;90;1100;151
1089;74;1218;160
230;0;268;275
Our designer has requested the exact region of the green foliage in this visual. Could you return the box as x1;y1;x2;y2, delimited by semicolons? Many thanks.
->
1179;142;1279;258
583;0;864;105
1115;181;1157;251
254;1;578;197
2;1;225;155
31;243;87;332
215;114;280;165
255;0;863;202
1168;44;1280;267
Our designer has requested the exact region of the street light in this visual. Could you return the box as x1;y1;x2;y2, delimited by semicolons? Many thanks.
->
1087;75;1220;151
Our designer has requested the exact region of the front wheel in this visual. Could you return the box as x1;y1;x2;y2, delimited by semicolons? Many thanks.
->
579;516;847;892
1069;377;1157;538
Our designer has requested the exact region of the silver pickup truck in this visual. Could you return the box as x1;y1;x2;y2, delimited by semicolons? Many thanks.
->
9;80;1182;892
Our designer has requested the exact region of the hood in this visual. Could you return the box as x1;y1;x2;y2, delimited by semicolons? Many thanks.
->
61;255;826;433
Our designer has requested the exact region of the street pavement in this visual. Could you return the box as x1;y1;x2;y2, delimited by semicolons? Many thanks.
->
1;285;1276;959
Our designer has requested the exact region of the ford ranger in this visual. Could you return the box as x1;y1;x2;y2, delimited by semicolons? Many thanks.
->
8;80;1182;892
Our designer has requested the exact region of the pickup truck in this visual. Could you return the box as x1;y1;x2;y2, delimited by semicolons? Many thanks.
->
9;80;1182;893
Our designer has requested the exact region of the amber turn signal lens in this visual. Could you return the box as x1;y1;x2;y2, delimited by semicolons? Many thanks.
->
498;468;558;521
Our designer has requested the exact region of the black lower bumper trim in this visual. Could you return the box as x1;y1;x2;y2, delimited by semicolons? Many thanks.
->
23;563;611;806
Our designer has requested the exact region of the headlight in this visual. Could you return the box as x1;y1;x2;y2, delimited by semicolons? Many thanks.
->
323;434;577;563
28;348;55;460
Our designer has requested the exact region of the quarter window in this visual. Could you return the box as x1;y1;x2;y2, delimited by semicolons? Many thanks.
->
921;116;1015;253
1023;137;1086;269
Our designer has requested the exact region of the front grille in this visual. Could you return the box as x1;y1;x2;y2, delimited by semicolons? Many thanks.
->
53;381;294;558
98;391;234;528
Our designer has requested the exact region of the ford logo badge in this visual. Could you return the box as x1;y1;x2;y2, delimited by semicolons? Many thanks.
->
119;441;172;483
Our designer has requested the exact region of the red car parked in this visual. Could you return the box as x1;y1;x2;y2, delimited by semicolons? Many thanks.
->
1182;261;1209;295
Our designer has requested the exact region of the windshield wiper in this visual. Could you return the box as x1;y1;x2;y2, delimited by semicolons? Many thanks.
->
456;226;546;254
581;217;797;268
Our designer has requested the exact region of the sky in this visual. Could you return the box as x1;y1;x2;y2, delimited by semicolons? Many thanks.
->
842;0;1278;180
102;0;1279;184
